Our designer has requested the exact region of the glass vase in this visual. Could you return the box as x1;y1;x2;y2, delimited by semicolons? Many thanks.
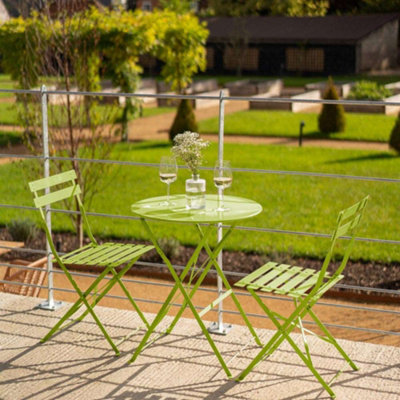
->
185;174;206;210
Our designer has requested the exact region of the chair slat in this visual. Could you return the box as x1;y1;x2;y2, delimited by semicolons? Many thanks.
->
82;244;126;265
292;274;320;295
249;264;291;290
98;244;144;266
110;245;154;267
340;202;360;220
63;243;115;264
29;170;77;192
335;219;353;238
34;184;81;208
266;266;303;292
235;262;277;288
276;268;316;294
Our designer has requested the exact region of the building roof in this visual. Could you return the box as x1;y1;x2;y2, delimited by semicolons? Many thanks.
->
204;14;399;45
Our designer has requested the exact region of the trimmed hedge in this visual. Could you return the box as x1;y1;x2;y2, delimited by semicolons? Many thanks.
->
318;79;346;134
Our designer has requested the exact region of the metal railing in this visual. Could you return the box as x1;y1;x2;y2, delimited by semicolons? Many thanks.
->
0;86;399;339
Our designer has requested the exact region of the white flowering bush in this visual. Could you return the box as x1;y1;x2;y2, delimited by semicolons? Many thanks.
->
172;131;209;176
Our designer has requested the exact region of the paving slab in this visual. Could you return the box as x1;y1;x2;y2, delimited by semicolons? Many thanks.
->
1;293;399;400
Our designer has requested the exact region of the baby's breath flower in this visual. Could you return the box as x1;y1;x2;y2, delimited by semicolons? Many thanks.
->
172;131;209;176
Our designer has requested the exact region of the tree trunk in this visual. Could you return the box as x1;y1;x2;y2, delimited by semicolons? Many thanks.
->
76;210;84;248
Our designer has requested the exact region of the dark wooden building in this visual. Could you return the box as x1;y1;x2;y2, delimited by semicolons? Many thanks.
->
204;14;399;75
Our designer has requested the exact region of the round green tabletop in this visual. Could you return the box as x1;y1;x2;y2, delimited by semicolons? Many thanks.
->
131;194;262;223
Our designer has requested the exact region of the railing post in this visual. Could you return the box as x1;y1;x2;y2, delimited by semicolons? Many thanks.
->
208;89;232;335
38;85;63;311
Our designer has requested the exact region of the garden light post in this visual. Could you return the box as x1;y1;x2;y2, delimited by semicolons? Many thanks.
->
299;120;305;147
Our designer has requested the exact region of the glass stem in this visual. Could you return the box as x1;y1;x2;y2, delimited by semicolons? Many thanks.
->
167;183;170;204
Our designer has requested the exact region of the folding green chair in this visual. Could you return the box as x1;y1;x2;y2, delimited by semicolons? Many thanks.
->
234;196;369;399
29;169;153;355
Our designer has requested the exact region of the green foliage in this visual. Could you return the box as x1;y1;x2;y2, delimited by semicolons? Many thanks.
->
348;80;393;101
150;10;208;93
361;0;400;13
318;79;346;134
269;0;329;16
389;112;400;153
208;0;263;16
159;0;192;14
7;218;39;243
169;99;198;141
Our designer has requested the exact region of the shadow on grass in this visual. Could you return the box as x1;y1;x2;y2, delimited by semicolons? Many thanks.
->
326;152;398;164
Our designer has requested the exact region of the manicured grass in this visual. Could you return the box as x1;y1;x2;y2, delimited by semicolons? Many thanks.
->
142;106;175;118
1;141;399;263
199;110;397;142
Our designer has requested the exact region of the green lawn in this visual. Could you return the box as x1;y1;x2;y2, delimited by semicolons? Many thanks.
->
199;110;397;142
1;141;399;263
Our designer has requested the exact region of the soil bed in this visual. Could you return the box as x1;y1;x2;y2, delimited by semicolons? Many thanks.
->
2;229;399;300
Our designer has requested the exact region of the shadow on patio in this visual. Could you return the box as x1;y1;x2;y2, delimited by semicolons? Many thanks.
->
1;292;399;400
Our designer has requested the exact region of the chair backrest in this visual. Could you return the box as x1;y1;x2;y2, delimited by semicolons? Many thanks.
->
28;169;97;255
312;195;369;295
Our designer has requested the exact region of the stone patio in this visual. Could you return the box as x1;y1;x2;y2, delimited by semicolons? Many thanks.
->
1;292;399;400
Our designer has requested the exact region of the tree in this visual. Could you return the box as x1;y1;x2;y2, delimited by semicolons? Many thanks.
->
318;78;346;134
389;112;400;153
159;0;192;14
0;5;155;245
361;0;400;13
150;10;208;94
169;99;198;141
208;0;263;16
149;10;208;140
269;0;329;16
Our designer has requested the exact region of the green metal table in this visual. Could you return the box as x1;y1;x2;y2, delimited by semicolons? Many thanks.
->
130;194;263;377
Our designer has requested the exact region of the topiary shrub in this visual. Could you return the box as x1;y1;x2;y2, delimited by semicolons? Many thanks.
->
169;99;198;142
318;78;346;134
389;111;400;153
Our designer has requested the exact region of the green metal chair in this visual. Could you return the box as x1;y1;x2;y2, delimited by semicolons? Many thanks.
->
29;169;153;356
234;196;369;399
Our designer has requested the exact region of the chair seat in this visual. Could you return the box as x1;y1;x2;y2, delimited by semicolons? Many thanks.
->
235;261;344;298
60;243;154;268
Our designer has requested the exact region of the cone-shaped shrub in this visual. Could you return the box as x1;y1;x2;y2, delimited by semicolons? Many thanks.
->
169;99;198;142
389;111;400;153
318;78;346;134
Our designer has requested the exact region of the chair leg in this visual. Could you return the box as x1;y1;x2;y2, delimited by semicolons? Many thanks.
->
238;290;337;399
308;308;358;371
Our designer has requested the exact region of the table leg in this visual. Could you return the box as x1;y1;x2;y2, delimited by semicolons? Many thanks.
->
130;220;213;362
129;219;232;376
196;224;262;346
165;223;234;334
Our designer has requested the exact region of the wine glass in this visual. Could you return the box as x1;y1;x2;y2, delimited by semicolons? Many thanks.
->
159;156;177;206
214;160;232;212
